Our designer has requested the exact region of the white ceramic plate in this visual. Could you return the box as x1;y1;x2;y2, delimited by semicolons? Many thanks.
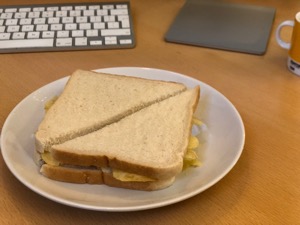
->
1;67;245;212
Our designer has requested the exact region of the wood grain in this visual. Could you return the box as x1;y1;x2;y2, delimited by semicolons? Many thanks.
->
1;0;300;224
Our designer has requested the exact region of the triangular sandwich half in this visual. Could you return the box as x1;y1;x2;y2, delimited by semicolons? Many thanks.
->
35;69;187;153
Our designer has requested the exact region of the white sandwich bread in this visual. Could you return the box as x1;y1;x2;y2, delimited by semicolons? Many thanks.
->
35;70;201;191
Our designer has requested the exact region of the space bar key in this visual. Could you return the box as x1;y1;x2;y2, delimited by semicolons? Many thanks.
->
0;39;54;49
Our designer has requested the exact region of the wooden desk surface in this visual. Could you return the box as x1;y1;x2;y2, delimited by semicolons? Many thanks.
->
1;0;299;224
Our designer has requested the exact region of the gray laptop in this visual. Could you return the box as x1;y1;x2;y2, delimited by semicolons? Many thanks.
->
165;0;276;55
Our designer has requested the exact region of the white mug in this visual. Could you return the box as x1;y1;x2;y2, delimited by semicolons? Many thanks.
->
276;12;300;76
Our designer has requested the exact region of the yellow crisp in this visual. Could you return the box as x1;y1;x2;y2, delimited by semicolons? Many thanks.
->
192;117;203;126
112;169;155;182
44;96;58;112
41;152;60;166
188;136;199;149
183;136;202;170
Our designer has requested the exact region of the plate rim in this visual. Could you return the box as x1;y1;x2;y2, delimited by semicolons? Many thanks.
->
1;67;245;211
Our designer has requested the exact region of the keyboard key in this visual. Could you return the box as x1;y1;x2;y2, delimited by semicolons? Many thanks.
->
22;25;34;32
118;15;129;21
33;7;45;12
5;8;17;13
86;29;98;37
56;11;68;17
75;37;87;46
121;19;130;28
34;18;46;24
103;15;115;22
47;7;59;11
96;9;108;16
5;19;18;26
120;39;132;44
7;25;20;32
107;22;119;29
90;16;101;22
83;10;94;16
12;32;25;39
56;38;72;47
19;18;32;25
75;6;86;10
79;23;91;30
19;8;31;12
69;10;81;17
1;13;13;19
72;30;84;37
48;17;60;24
116;4;128;9
0;33;10;40
103;5;114;10
27;32;40;39
42;11;54;18
42;31;55;38
93;22;105;29
14;12;27;19
28;12;40;18
36;24;48;31
89;5;100;10
62;17;74;23
65;23;77;30
51;24;63;31
57;30;69;37
61;6;73;11
110;9;128;15
105;36;117;45
76;16;88;23
90;40;103;45
101;28;130;36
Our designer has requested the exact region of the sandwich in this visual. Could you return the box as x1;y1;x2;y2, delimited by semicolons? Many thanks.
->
35;69;201;191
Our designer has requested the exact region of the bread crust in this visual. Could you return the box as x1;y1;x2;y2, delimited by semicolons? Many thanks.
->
192;86;200;113
40;164;103;184
40;164;175;191
103;172;175;191
51;149;182;180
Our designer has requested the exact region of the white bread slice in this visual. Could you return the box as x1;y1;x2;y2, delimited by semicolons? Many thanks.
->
40;164;175;191
41;164;103;184
47;86;200;183
35;70;186;153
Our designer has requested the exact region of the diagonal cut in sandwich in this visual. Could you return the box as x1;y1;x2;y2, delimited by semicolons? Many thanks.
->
35;69;187;153
35;69;201;191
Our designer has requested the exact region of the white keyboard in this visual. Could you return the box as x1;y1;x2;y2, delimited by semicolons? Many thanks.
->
0;2;135;53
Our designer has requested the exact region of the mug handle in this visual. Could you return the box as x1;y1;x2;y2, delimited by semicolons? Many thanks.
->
276;20;295;49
